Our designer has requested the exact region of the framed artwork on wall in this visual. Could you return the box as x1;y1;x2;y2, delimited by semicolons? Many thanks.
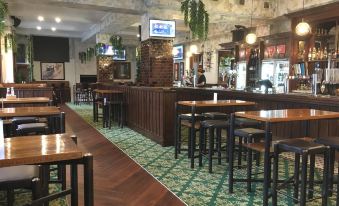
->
41;62;65;80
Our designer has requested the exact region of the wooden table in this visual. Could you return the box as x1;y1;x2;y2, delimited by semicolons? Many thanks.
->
228;109;339;206
0;97;50;104
176;100;256;168
0;106;65;135
0;134;93;206
93;89;123;94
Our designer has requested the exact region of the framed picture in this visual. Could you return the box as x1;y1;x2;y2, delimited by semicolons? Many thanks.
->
41;62;65;80
113;62;131;79
173;45;184;60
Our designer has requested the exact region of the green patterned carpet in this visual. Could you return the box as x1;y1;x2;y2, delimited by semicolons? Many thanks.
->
68;103;336;206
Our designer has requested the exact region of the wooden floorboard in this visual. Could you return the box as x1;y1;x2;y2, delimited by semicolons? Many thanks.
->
61;105;185;206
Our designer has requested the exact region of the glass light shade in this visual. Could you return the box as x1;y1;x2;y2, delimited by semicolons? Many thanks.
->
295;21;311;36
245;33;257;45
186;51;192;58
190;45;198;54
172;47;179;56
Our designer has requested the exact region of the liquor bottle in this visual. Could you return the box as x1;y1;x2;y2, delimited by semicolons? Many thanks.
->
324;47;327;59
312;47;316;60
308;48;312;61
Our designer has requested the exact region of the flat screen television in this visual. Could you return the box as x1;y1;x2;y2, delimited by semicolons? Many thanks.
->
33;36;69;62
149;19;175;38
173;45;184;60
104;45;126;61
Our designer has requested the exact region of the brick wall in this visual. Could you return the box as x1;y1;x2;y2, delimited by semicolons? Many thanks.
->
140;39;173;86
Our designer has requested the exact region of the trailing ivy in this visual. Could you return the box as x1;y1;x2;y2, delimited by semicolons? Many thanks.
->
79;52;87;64
0;0;8;35
86;47;95;61
181;0;209;40
110;35;123;51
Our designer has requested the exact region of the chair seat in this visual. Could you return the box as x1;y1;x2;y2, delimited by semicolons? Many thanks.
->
315;137;339;150
181;120;200;130
12;117;38;125
17;123;48;130
203;112;228;120
234;128;266;139
276;138;326;154
235;118;260;128
0;166;39;182
201;120;229;128
179;113;204;121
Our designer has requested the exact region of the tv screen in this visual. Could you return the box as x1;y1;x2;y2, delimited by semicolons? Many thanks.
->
104;45;126;61
173;45;184;60
33;36;69;62
149;19;175;38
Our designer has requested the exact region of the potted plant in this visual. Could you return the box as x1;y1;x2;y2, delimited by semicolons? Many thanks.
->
110;35;123;51
181;0;209;40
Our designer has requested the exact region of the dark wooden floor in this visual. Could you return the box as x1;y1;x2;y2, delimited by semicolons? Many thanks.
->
62;105;185;206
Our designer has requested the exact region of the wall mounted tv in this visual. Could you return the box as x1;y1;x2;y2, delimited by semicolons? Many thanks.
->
149;19;176;38
33;36;69;62
103;45;126;61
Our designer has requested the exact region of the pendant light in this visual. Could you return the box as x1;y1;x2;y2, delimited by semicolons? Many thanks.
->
295;0;311;36
245;0;257;45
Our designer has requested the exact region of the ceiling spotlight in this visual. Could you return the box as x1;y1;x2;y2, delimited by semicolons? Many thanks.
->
37;26;42;30
55;17;61;23
51;27;56;31
38;16;44;21
137;34;140;38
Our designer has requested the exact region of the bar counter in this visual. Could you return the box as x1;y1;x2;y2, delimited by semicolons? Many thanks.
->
97;83;339;146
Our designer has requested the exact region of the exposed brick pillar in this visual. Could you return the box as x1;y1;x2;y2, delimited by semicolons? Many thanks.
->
140;39;173;86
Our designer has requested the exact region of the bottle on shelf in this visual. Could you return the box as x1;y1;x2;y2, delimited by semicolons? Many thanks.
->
312;47;316;60
308;48;312;61
324;47;327;60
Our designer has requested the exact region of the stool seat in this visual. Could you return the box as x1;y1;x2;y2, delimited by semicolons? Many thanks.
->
277;138;326;154
315;137;339;150
179;113;204;121
243;142;274;153
234;128;266;138
181;120;201;130
202;112;228;120
201;120;229;128
235;118;260;128
12;117;38;125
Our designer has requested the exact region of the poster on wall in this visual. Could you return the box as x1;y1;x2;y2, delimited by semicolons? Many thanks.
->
41;62;65;80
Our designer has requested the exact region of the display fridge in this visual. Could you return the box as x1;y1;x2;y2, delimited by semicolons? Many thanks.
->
236;61;247;90
261;59;289;93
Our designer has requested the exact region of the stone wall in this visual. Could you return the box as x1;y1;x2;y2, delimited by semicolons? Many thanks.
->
140;39;173;86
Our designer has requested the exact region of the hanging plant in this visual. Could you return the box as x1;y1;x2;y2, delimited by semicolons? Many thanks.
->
0;1;8;35
79;52;87;64
4;33;13;53
86;47;95;61
26;35;34;82
95;43;106;55
181;0;209;40
110;35;123;51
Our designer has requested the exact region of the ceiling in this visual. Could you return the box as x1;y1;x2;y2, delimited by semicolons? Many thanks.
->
7;0;327;45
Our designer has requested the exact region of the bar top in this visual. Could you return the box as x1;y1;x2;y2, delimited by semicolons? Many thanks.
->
0;97;50;104
235;109;339;122
178;100;256;107
0;134;83;167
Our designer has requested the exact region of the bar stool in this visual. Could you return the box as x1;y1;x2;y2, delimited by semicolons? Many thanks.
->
234;128;266;168
108;92;125;128
202;112;228;120
272;138;329;206
175;113;204;159
315;136;339;205
199;119;229;173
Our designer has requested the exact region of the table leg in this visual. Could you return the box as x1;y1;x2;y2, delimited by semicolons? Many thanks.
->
83;153;94;206
190;105;196;169
174;102;179;159
71;163;78;206
263;121;271;206
228;113;235;193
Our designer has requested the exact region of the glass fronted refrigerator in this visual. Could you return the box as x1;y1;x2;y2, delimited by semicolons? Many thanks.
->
260;59;289;93
236;61;247;90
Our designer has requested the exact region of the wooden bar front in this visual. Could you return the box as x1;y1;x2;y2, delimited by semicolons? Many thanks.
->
97;84;339;146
